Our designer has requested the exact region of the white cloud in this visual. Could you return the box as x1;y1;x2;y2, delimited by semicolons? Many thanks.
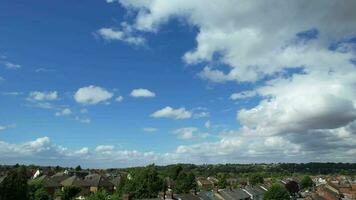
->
3;61;21;69
130;88;156;98
151;106;192;119
106;0;356;162
55;108;72;116
193;111;210;119
115;95;124;102
143;127;158;132
96;27;145;45
74;85;113;105
75;116;91;124
173;127;208;140
230;90;257;100
0;124;16;132
28;91;58;101
95;145;114;152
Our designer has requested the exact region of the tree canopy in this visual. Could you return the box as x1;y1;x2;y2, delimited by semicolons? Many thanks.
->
0;166;29;200
300;176;313;189
263;184;290;200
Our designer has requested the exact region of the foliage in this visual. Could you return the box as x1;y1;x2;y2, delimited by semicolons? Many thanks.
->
263;184;290;200
300;176;313;189
175;172;196;194
249;174;264;185
285;181;299;196
119;164;164;199
75;165;82;171
0;165;29;200
57;186;81;200
86;190;110;200
28;179;51;200
34;187;51;200
217;174;227;189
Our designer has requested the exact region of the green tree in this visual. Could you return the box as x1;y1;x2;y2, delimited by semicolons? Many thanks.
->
75;165;82;171
34;187;50;200
249;174;264;185
300;176;313;189
28;179;50;200
263;184;290;200
86;190;110;200
120;164;164;199
175;172;196;194
0;166;29;200
217;174;227;189
57;186;81;200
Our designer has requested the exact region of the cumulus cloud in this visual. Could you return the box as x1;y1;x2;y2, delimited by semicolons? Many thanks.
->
28;91;58;101
173;127;208;140
3;61;21;69
151;106;192;119
96;27;145;45
55;108;72;116
74;85;113;105
115;95;124;102
230;90;257;100
130;88;156;98
104;0;356;162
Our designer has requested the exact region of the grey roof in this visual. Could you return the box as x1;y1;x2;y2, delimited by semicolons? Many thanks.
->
61;176;88;187
0;175;6;184
29;175;61;188
51;172;70;183
110;175;122;186
219;189;250;200
244;186;265;196
198;192;219;200
175;194;202;200
84;174;114;187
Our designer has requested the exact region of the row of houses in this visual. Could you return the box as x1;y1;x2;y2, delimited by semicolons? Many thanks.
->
28;170;122;198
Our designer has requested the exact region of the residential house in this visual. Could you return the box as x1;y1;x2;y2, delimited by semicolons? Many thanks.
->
84;174;114;193
197;177;214;190
60;176;90;196
216;188;251;200
243;186;265;200
29;175;61;196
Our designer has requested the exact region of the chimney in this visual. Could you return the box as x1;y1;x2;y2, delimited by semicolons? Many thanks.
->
123;193;130;200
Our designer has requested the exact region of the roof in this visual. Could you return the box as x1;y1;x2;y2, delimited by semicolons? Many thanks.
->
198;192;219;200
175;194;202;200
61;176;88;187
244;186;265;196
51;172;70;184
28;175;61;188
84;174;113;187
219;189;250;200
110;176;122;186
0;175;6;184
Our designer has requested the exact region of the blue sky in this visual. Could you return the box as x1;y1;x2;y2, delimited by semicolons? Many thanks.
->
0;0;355;168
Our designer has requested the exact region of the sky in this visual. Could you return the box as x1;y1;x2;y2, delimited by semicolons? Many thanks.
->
0;0;355;168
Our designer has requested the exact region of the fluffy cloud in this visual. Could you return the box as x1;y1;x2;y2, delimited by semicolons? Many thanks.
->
115;96;124;102
173;127;208;140
151;106;192;119
74;85;113;105
130;88;156;98
3;61;21;69
96;27;145;45
230;90;257;100
0;124;14;132
28;91;58;101
55;108;72;116
104;0;356;162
